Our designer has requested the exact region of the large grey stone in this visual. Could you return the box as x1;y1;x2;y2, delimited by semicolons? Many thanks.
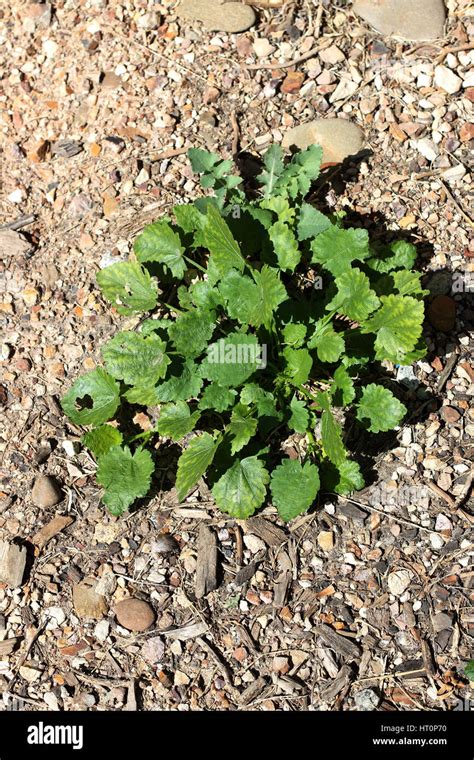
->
353;0;446;41
282;118;364;164
177;0;256;33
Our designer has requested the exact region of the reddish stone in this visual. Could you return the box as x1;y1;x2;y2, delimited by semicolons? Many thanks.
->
440;406;461;424
459;123;474;142
281;70;305;94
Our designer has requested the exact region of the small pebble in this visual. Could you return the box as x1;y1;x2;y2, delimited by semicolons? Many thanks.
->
114;598;155;632
31;474;63;508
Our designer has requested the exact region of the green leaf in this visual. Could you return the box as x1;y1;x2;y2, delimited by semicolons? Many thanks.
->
240;384;281;420
361;295;424;363
356;384;406;433
96;261;158;315
391;270;429;297
311;226;369;277
321;403;347;466
326;459;365;495
176;433;219;501
326;268;380;321
367;240;417;273
283;347;312;386
288;394;309;434
155;361;203;402
102;331;169;387
139;318;171;337
199;384;237;412
464;660;474;682
261;196;295;224
220;266;286;329
269;221;301;271
123;384;162;406
227;404;257;454
173;203;205;235
134;220;186;278
203;204;245;275
270;460;320;522
258;144;285;198
332;366;355;406
156;401;200;441
168;308;215;358
82;425;123;458
187;279;223;310
297;204;331;241
188;147;221;174
62;368;120;426
276;145;322;199
294;144;322;181
200;332;263;387
96;445;154;515
212;456;269;519
283;323;307;347
308;323;345;363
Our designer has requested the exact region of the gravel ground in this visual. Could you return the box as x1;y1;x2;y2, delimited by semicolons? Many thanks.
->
0;0;473;712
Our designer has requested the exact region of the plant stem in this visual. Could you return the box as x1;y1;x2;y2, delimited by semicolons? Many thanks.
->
183;255;207;274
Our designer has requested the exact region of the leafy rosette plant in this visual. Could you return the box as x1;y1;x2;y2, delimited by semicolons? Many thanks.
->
62;144;427;521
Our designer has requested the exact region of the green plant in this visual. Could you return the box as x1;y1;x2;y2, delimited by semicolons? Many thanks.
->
61;144;427;521
465;660;474;682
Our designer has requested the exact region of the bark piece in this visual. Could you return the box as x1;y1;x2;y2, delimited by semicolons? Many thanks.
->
273;570;292;608
315;624;361;661
338;500;368;525
163;621;208;640
238;676;267;706
320;664;354;701
0;542;27;587
195;525;218;599
32;515;74;549
244;517;287;546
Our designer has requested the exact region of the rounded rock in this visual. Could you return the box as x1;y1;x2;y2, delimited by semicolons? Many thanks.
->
114;598;155;632
353;0;446;42
31;475;63;508
282;118;364;165
177;0;255;33
152;534;179;554
441;406;461;425
427;295;456;332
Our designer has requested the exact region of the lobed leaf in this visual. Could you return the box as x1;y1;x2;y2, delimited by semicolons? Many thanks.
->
134;221;186;279
311;226;370;277
361;294;424;363
168;308;216;358
326;268;380;322
82;425;123;458
156;401;200;441
102;331;169;388
96;261;158;315
270;459;320;521
62;368;120;426
200;333;263;388
356;384;407;433
212;456;269;519
97;445;154;516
